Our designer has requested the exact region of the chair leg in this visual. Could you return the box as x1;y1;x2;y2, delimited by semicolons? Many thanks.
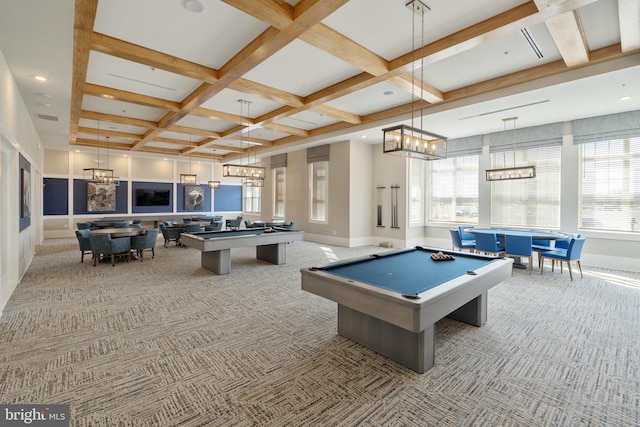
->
576;260;583;278
151;247;155;258
111;254;116;266
140;250;144;262
81;252;84;263
567;261;573;281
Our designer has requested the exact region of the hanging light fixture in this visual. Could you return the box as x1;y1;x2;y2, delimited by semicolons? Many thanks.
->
101;136;120;186
208;149;221;189
486;117;536;181
223;99;266;180
83;120;115;182
180;134;198;185
382;0;447;160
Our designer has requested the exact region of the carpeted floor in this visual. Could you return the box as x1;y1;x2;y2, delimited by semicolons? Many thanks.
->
1;237;639;426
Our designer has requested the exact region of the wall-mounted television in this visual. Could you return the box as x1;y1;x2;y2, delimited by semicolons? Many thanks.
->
135;189;171;206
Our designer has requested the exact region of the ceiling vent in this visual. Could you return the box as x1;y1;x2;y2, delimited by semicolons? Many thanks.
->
37;113;59;122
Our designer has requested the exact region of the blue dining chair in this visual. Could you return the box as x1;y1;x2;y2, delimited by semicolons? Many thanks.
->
531;239;553;268
474;232;505;256
458;226;476;246
539;237;586;280
504;234;533;274
449;229;475;252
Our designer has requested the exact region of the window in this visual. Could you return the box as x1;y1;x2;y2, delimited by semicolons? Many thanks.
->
580;137;640;232
273;166;286;219
243;185;261;214
409;158;425;225
309;161;328;222
429;155;479;223
491;146;560;228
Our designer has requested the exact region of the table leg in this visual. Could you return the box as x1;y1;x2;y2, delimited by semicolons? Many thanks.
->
337;304;434;373
201;249;231;274
256;243;286;265
447;291;487;326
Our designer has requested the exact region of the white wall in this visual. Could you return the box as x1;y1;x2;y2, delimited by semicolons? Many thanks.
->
0;48;44;312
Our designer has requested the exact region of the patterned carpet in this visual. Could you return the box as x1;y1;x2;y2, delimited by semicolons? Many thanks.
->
0;237;639;426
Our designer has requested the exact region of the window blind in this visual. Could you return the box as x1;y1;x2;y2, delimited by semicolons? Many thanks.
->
579;137;640;232
489;122;563;153
491;145;561;228
446;135;483;158
429;155;479;223
573;110;640;145
270;153;287;168
307;145;330;163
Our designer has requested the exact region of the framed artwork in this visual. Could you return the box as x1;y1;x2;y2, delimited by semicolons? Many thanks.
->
20;168;31;218
184;185;205;210
87;182;116;212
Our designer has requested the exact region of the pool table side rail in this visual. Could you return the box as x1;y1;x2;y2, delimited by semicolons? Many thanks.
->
301;256;513;333
181;230;304;252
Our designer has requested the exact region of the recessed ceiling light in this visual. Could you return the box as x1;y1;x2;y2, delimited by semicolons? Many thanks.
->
39;93;52;98
182;0;205;13
619;95;632;101
383;91;394;96
34;75;47;82
40;103;51;107
361;135;367;139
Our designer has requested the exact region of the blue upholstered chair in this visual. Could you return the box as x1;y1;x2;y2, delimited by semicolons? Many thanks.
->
75;229;93;263
474;232;505;256
184;223;204;233
458;226;476;246
131;228;159;261
531;239;553;268
205;221;223;231
226;216;242;230
284;221;297;230
539;236;586;280
504;234;534;274
449;229;475;252
159;223;182;247
76;222;91;230
244;220;255;228
89;234;131;266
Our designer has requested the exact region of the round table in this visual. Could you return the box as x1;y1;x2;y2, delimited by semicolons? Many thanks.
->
90;227;146;238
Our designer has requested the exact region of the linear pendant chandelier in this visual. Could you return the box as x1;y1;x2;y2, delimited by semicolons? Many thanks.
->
180;134;198;185
382;0;447;161
83;120;117;184
486;117;536;181
223;99;265;181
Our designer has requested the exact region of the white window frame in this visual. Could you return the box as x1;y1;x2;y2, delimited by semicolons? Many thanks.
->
409;158;425;226
272;166;286;219
309;160;328;223
428;155;479;224
491;145;561;228
579;137;640;233
243;185;261;214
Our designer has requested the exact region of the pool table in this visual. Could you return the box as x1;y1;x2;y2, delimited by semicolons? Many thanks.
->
300;246;513;373
180;229;304;274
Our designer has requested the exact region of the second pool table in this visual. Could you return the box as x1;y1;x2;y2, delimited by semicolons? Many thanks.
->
301;246;513;373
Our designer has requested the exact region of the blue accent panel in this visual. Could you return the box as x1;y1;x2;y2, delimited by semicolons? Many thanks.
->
43;178;69;215
19;154;31;231
73;179;128;215
131;181;173;213
176;183;211;212
214;185;242;212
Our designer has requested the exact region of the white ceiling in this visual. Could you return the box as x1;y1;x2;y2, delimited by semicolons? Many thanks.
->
0;0;638;163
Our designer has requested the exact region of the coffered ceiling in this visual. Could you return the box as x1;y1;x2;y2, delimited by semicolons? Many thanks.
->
1;0;639;163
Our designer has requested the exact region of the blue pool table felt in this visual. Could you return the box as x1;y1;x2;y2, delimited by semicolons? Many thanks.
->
315;247;498;296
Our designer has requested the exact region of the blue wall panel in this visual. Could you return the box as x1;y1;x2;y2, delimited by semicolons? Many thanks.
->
214;185;242;212
43;178;69;215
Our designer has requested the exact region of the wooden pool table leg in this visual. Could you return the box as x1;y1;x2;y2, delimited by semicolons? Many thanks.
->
337;305;435;374
201;249;231;274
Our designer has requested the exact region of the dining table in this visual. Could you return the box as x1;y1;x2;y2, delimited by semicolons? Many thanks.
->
465;228;569;269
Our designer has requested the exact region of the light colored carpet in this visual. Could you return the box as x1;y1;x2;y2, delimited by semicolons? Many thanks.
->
0;237;639;426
